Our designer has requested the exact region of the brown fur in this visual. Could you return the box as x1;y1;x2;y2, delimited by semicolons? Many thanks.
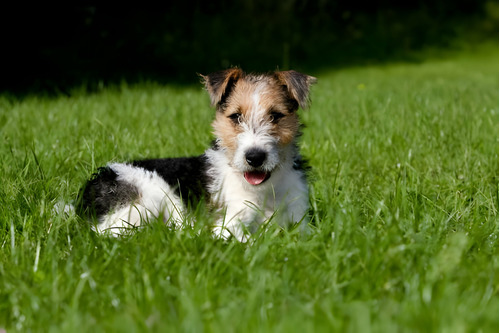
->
212;111;241;154
203;69;315;157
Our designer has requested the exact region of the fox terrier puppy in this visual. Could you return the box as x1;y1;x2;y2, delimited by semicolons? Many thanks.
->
76;68;316;241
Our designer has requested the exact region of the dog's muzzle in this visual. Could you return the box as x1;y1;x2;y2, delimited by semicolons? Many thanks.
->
244;148;270;185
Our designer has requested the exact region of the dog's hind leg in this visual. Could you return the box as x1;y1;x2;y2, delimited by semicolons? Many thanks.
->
77;163;185;235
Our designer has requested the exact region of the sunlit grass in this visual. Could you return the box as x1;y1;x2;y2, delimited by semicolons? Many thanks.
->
0;43;498;332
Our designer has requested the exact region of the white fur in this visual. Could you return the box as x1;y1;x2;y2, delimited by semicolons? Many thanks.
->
96;163;185;235
203;85;309;241
232;122;280;173
93;77;310;241
95;149;308;240
206;146;308;242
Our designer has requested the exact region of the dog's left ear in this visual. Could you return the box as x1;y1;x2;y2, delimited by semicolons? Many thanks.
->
275;70;317;109
200;68;243;107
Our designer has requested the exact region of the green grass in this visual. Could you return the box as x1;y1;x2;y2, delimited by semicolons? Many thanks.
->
0;43;498;332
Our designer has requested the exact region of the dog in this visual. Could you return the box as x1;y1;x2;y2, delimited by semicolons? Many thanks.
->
76;68;316;241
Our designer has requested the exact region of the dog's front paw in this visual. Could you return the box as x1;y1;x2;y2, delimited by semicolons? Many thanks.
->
212;223;249;243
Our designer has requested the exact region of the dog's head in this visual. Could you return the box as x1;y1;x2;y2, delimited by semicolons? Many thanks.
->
201;68;316;186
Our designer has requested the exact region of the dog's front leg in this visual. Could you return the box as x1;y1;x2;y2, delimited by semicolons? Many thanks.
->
213;202;264;242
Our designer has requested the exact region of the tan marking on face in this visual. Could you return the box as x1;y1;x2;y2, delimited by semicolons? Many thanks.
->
212;111;241;155
271;112;300;145
211;75;301;155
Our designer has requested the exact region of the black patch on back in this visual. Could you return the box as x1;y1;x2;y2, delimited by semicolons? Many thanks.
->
76;154;210;220
132;154;210;205
76;166;140;219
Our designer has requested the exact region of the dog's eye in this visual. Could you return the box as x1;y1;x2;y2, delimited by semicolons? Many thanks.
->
228;113;242;124
269;112;285;123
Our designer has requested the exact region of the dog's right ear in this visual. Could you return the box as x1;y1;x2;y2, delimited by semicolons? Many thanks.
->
200;68;243;107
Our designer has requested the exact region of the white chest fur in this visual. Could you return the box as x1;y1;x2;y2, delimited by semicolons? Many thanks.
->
207;148;309;241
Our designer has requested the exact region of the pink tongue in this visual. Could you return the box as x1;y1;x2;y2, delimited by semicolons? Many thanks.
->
244;171;268;185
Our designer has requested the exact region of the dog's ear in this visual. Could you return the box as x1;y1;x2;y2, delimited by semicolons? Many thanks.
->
275;70;317;109
200;68;243;107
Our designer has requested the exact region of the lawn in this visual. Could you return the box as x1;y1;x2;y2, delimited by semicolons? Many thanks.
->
0;43;498;332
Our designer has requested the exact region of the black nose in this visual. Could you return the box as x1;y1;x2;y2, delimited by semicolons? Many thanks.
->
245;148;267;167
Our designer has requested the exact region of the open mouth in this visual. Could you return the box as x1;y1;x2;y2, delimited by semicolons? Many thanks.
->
244;170;271;186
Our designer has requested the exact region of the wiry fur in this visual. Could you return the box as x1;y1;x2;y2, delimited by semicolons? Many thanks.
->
77;68;316;241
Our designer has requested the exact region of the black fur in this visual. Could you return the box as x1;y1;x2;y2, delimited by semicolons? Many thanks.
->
76;166;140;218
275;70;317;109
76;155;210;220
202;68;243;108
131;154;210;204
